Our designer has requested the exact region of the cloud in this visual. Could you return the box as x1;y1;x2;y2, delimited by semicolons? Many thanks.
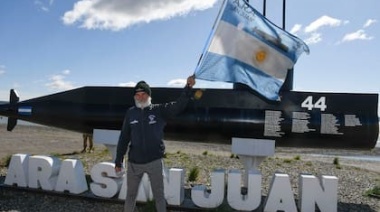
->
62;0;218;31
304;15;347;33
45;70;74;90
300;15;349;45
341;29;374;43
118;81;136;87
34;0;55;12
168;78;186;87
62;69;70;75
304;33;322;45
290;24;302;34
363;19;377;28
0;65;5;75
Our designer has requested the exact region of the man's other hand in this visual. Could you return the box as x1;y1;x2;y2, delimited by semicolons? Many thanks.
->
187;75;196;88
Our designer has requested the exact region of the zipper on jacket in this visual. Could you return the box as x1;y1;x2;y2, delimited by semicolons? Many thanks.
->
140;108;147;157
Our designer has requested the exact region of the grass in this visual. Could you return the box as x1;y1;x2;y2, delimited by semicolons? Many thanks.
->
188;167;200;182
333;157;339;165
365;185;380;197
230;154;238;159
139;200;156;212
0;155;11;167
333;157;342;169
365;178;380;198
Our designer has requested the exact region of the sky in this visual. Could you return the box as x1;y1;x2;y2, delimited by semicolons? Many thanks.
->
0;0;379;114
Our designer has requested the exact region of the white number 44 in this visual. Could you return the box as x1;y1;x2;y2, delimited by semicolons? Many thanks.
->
301;96;327;111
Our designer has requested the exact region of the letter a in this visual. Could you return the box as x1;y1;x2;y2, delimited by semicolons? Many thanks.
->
4;154;30;187
264;173;297;212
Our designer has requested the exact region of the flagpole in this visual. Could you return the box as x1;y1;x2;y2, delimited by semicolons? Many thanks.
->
263;0;266;17
282;0;286;30
280;0;294;92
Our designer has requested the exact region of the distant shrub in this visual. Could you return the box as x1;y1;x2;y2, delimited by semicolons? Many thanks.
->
50;153;61;157
188;167;200;182
365;185;380;197
229;154;239;159
294;155;301;160
202;151;208;156
0;155;12;167
102;148;108;154
333;157;342;169
372;186;380;195
283;158;292;163
333;157;340;165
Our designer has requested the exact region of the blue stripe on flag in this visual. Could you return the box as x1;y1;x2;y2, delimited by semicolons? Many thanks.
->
18;106;32;116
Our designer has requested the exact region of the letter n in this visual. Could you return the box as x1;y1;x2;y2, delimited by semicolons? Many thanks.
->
299;174;338;212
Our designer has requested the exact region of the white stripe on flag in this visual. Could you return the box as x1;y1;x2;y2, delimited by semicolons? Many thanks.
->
18;107;32;115
208;21;294;81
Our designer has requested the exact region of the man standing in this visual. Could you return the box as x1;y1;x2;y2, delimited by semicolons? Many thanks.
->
81;133;94;153
115;76;195;212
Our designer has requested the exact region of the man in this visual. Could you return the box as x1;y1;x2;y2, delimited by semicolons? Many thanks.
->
81;133;94;153
115;75;195;212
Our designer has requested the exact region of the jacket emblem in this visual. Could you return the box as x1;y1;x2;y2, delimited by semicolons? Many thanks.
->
148;115;157;124
130;120;138;125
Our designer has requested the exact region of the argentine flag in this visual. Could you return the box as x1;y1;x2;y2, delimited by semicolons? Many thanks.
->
195;0;310;101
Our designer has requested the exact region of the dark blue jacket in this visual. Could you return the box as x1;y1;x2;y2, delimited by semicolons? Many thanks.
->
115;86;192;166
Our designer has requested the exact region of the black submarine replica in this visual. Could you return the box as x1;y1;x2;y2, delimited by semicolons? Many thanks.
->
0;79;378;149
0;0;378;149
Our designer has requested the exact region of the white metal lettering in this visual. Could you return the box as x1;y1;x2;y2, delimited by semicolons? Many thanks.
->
301;96;327;111
4;154;338;211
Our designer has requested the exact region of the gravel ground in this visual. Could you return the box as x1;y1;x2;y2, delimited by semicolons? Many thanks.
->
0;125;379;211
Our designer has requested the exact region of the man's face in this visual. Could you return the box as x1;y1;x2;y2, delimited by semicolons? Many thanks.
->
134;91;150;108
